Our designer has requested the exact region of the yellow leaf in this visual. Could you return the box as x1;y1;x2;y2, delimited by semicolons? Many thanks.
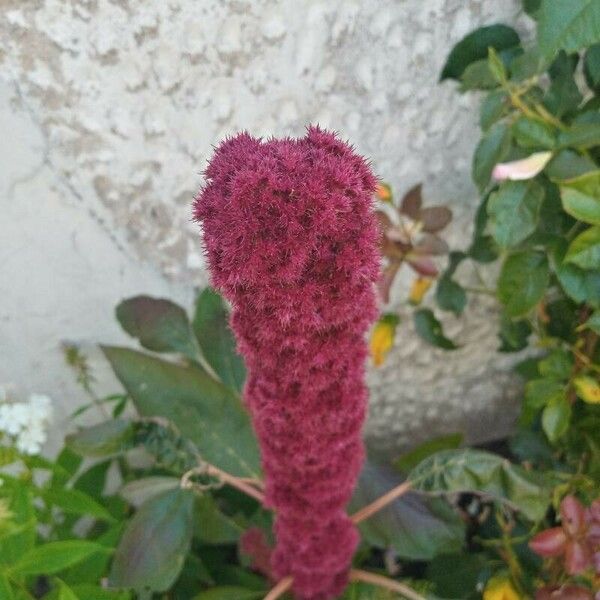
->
574;375;600;404
375;182;393;204
369;314;399;367
409;277;433;305
483;576;521;600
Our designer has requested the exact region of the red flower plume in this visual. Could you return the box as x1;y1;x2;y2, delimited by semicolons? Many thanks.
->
194;126;380;599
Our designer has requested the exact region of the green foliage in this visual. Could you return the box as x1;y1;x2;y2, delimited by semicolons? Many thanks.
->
109;489;195;592
537;0;600;61
408;449;557;521
350;461;465;560
413;308;457;349
416;7;600;597
497;250;550;316
440;24;520;80
487;180;545;247
116;296;200;361
102;346;260;478
193;289;246;392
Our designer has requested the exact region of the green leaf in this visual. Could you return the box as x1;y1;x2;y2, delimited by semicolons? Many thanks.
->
538;0;600;62
441;24;520;80
512;116;556;149
544;51;583;117
10;541;109;576
511;48;544;80
488;47;507;83
435;277;466;316
340;582;403;599
524;379;566;424
472;122;511;191
538;349;573;380
558;125;600;151
498;315;532;352
395;434;463;473
426;553;487;599
584;310;600;333
524;0;542;17
41;488;116;523
0;478;35;566
553;240;600;305
116;296;199;360
480;90;509;131
0;447;18;467
102;346;260;477
0;574;14;600
194;495;243;545
468;194;499;263
560;171;600;225
408;448;556;521
435;252;467;316
66;419;135;458
557;262;600;305
192;288;246;392
565;225;600;269
110;489;194;592
70;586;131;600
62;524;124;585
487;180;545;247
51;448;83;488
351;462;465;560
56;580;79;600
193;588;263;600
584;43;600;91
119;477;180;508
542;394;572;442
546;149;597;180
73;460;111;499
413;309;457;350
460;59;498;91
497;251;549;316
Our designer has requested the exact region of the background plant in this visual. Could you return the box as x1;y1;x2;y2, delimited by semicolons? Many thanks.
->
373;1;600;597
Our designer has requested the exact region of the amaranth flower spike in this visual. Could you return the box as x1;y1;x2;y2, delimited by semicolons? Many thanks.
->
194;126;380;599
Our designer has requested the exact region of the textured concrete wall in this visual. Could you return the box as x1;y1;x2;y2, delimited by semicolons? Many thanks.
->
1;0;529;456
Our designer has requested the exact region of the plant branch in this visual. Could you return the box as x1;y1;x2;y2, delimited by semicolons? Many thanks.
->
350;569;426;600
351;481;412;524
181;464;265;504
264;576;293;600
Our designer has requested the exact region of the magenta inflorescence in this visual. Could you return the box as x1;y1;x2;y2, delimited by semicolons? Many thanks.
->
194;126;380;600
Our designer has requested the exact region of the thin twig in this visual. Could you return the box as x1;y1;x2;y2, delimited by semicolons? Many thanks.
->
239;477;265;489
181;464;265;504
351;481;412;524
264;576;293;600
205;464;265;502
350;569;426;600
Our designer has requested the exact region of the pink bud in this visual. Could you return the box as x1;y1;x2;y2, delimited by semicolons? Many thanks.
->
589;499;600;523
536;585;594;600
492;151;552;181
565;540;592;575
529;527;567;557
561;495;586;536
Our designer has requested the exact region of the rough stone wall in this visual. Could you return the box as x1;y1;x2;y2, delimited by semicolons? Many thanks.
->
0;0;530;456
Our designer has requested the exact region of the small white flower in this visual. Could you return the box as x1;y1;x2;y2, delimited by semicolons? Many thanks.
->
0;391;53;456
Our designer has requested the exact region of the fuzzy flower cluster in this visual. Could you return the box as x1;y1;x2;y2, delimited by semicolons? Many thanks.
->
0;391;53;455
194;127;380;600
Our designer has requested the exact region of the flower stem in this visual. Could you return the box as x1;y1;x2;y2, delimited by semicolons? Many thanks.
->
350;569;426;600
351;480;412;524
263;576;293;600
181;463;265;504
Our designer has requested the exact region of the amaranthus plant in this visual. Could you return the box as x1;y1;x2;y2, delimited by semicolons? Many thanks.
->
194;127;380;599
